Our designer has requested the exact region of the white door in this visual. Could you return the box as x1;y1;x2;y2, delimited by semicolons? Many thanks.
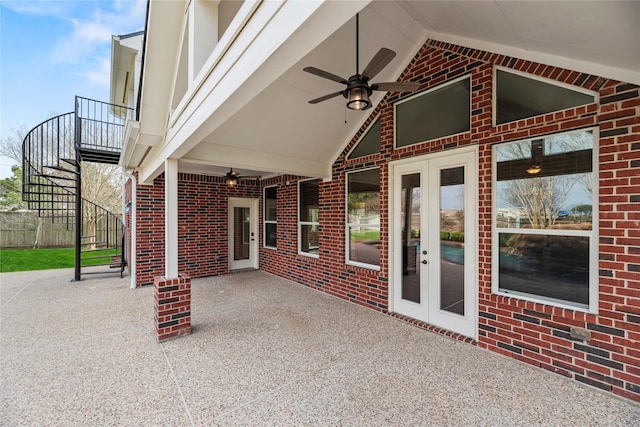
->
229;198;258;271
391;149;477;338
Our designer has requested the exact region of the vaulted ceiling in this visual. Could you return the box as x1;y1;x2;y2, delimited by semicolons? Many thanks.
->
136;1;640;183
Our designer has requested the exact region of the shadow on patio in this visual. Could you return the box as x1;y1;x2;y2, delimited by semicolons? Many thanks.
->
1;269;638;426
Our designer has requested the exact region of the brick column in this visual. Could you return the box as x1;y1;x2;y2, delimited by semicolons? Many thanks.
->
154;274;191;342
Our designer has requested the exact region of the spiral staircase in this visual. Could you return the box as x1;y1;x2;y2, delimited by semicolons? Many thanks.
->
22;97;133;281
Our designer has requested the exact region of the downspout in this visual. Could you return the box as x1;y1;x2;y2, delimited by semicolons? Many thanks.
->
122;167;137;289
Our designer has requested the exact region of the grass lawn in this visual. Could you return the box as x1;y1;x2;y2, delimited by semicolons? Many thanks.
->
0;248;119;273
350;229;380;242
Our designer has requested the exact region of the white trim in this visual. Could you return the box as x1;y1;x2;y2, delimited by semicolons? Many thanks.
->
345;167;381;271
165;159;179;278
491;127;599;313
346;115;381;160
393;75;471;150
298;178;320;258
263;185;278;250
388;146;479;339
492;66;599;127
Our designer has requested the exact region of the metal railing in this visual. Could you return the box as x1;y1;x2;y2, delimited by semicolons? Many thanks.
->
75;96;133;154
21;98;131;280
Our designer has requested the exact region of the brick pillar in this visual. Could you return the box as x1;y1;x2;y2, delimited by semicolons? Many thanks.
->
154;274;191;342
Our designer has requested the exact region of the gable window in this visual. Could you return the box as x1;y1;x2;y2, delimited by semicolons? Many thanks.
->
495;68;596;125
299;179;320;257
346;168;380;268
492;128;597;311
264;186;277;249
348;117;381;159
395;76;470;148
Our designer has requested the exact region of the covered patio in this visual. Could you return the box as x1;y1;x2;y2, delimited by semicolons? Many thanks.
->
2;269;638;425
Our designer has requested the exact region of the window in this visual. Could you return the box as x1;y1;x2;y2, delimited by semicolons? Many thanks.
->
348;117;380;159
492;128;597;311
347;168;380;268
299;179;320;256
264;186;277;249
495;68;596;125
395;76;470;148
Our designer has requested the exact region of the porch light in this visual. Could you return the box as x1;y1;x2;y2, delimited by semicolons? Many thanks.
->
226;169;239;186
346;87;371;110
526;165;542;174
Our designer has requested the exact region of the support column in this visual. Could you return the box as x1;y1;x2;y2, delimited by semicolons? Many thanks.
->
165;158;179;278
154;158;190;341
154;274;191;341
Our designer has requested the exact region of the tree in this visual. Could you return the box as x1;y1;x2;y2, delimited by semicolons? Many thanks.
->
503;175;575;228
0;165;27;210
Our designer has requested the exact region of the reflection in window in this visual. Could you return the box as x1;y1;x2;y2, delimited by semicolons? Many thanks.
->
264;186;277;248
299;179;319;256
493;129;596;309
396;76;470;147
401;173;421;303
347;169;380;267
440;167;465;316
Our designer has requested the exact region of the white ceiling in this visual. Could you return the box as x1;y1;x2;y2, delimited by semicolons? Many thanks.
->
179;0;640;179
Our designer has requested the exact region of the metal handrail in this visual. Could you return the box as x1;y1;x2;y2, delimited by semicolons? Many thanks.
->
21;100;129;280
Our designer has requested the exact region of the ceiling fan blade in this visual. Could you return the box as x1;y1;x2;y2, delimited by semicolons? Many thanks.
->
308;91;344;104
371;81;420;92
303;67;348;84
361;48;396;81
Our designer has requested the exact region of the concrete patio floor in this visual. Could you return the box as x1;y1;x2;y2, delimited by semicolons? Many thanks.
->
1;268;638;426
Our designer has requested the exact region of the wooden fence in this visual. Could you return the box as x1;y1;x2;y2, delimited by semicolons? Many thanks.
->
0;211;74;248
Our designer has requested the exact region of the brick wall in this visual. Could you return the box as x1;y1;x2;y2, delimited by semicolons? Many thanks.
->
129;39;640;401
259;40;640;402
132;173;259;286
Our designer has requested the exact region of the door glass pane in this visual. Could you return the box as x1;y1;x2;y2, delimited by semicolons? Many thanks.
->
234;207;250;261
401;173;421;303
440;166;465;315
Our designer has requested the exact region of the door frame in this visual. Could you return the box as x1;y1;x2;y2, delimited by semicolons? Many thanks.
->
388;146;478;339
228;197;259;271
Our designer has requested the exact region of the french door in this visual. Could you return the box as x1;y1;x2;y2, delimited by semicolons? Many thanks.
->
391;149;477;338
228;197;258;271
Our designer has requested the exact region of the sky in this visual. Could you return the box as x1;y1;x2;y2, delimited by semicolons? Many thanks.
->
0;0;146;178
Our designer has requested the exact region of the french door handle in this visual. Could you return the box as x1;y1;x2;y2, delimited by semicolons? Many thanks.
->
422;260;428;264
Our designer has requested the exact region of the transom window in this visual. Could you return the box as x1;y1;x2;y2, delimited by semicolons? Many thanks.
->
492;128;597;311
348;117;380;159
299;179;320;257
346;168;380;269
495;67;596;125
264;186;277;249
395;76;470;148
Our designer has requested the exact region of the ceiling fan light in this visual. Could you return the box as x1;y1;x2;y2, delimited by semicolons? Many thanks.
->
526;165;542;174
346;87;370;110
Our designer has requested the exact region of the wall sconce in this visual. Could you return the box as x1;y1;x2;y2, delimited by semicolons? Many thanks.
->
226;169;239;187
124;200;132;213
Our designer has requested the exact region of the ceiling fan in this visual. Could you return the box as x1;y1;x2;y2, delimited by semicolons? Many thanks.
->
303;13;420;110
225;168;261;187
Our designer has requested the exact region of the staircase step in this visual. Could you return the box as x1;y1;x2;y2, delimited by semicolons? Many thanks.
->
60;158;78;166
45;165;79;174
79;148;121;165
34;173;77;181
110;256;126;269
